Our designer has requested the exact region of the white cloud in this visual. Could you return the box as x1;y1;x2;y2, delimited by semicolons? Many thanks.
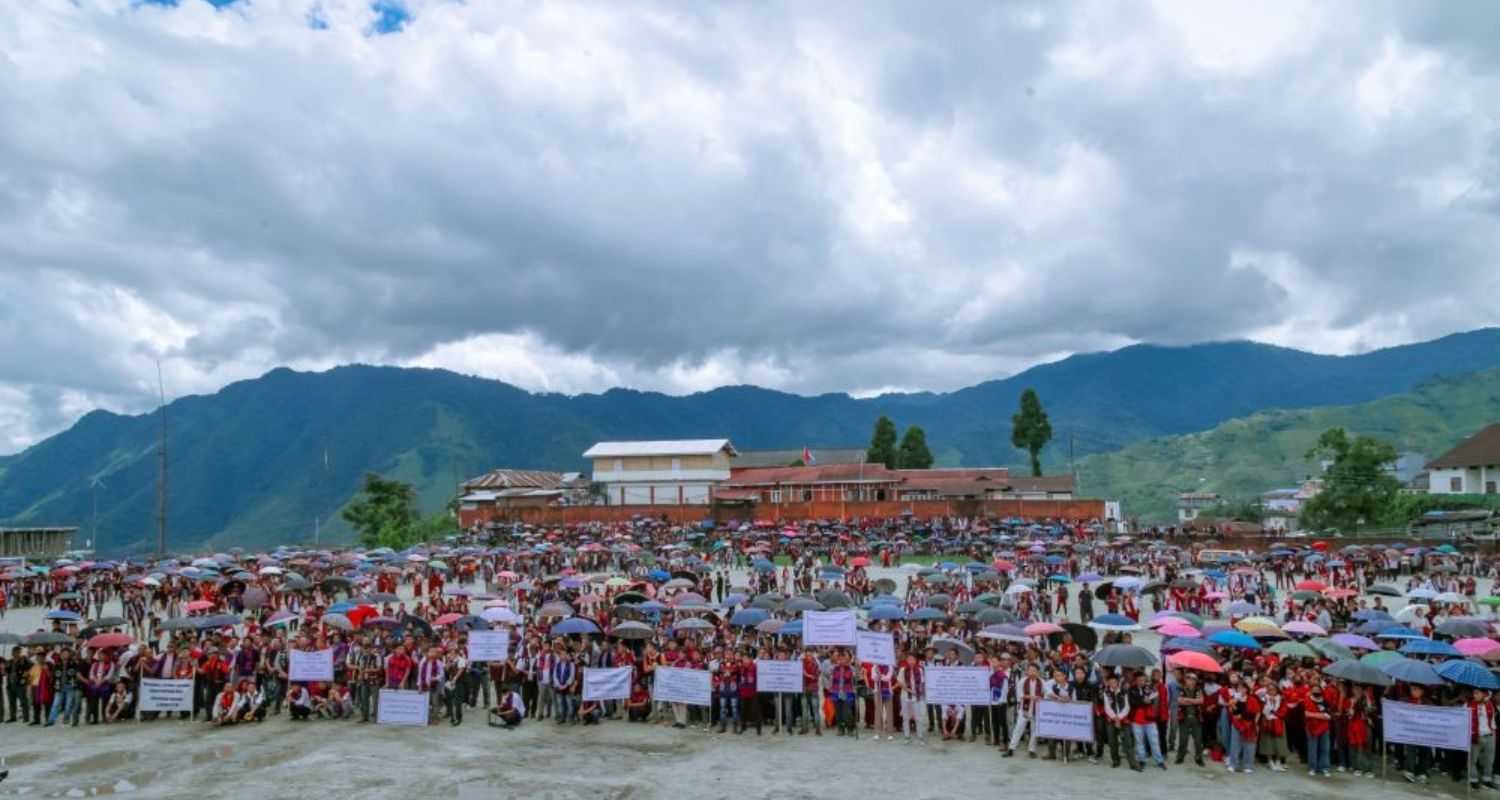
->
0;0;1498;452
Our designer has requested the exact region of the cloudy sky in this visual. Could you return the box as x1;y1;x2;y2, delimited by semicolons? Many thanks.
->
2;0;1498;453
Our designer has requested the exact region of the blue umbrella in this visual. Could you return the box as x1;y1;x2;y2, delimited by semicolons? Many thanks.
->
1400;639;1460;658
1077;573;1102;583
647;569;671;582
868;605;906;621
1352;609;1394;622
45;609;82;621
1381;657;1444;685
722;593;748;607
908;607;945;621
1227;601;1260;616
778;620;803;638
938;561;959;571
1375;626;1425;641
1047;574;1072;583
864;594;902;607
730;608;769;627
1437;659;1500;689
1091;613;1137;628
1161;637;1217;655
552;617;601;635
1044;555;1065;565
1356;620;1401;636
1208;630;1261;650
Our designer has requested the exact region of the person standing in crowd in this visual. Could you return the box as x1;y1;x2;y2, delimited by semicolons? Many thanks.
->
1174;671;1204;766
1129;671;1166;770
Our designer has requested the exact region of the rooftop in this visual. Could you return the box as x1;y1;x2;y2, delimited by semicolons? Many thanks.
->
462;469;564;490
583;439;738;459
734;448;867;468
1428;423;1500;469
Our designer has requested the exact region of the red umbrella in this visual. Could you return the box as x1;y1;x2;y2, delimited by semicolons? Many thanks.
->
345;606;378;628
87;632;134;649
1294;580;1326;592
850;556;870;567
1311;541;1329;551
1168;650;1223;673
993;560;1016;572
185;600;215;612
434;612;463;626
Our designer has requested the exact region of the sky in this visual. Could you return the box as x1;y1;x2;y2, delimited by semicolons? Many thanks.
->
1;0;1498;454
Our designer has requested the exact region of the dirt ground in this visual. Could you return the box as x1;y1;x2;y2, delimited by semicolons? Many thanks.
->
0;565;1486;799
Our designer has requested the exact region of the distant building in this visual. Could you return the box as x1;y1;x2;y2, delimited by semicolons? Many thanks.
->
583;439;738;506
721;464;1075;505
1427;423;1500;495
458;468;581;517
1;527;76;558
1177;492;1220;524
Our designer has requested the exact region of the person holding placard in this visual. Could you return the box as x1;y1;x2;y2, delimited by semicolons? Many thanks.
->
1008;663;1043;757
1469;688;1497;789
869;658;895;741
829;649;858;737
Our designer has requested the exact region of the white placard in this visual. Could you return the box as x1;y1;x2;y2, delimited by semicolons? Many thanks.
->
803;610;856;646
1036;699;1095;742
288;648;334;682
1382;699;1470;751
138;678;195;712
755;660;803;693
583;667;633;701
467;630;511;663
652;666;712;706
377;689;429;726
856;630;895;666
925;666;991;705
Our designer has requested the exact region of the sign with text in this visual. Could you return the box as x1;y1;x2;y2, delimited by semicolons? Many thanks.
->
1382;699;1470;751
755;660;803;693
855;630;895;666
583;667;633;702
288;648;335;683
377;689;429;726
925;666;991;705
138;678;195;712
803;610;856;646
1036;700;1096;742
466;630;511;663
652;666;712;706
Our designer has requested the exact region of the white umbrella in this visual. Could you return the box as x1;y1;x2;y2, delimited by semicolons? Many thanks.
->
481;607;521;624
1395;604;1430;623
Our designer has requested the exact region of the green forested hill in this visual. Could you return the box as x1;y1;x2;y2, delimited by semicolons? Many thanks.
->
1078;369;1500;523
3;328;1499;553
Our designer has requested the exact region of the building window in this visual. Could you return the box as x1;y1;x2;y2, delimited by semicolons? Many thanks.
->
1451;476;1464;492
671;457;681;471
802;490;812;502
771;490;781;503
876;490;887;501
613;458;623;472
1488;481;1498;495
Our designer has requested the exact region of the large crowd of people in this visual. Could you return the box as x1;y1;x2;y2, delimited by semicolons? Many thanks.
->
3;517;1500;790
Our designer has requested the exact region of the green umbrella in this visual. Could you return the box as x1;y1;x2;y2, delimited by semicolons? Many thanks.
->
1270;641;1317;659
1479;597;1500;607
1307;638;1356;662
1360;650;1402;667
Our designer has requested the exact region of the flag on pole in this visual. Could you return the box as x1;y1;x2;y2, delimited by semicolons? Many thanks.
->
802;447;815;466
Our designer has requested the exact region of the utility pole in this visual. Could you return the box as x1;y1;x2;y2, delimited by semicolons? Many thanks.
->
1069;432;1078;495
155;360;168;558
90;477;105;551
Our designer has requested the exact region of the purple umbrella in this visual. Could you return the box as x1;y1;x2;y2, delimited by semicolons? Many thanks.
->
1331;633;1379;651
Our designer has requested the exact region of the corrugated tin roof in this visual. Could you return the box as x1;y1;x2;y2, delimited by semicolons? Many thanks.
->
1428;423;1500;469
583;439;737;458
462;469;564;490
734;448;868;468
726;463;900;485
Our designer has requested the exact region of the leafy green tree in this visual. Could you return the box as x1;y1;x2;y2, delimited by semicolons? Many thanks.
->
1299;428;1401;531
1010;388;1053;476
867;415;899;469
342;473;418;548
896;426;934;469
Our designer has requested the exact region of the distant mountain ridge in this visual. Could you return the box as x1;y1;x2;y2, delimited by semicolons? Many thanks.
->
3;328;1499;553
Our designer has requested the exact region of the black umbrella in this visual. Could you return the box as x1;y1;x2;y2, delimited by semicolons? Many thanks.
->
612;621;655;640
1323;660;1394;687
24;631;74;646
1057;622;1098;652
0;632;23;645
976;608;1018;625
401;616;434;638
1091;644;1157;669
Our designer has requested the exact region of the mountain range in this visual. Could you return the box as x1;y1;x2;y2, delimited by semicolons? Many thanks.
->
3;327;1499;553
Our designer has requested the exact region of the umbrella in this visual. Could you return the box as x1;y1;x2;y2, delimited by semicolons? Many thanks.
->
1307;638;1356;662
1454;638;1500;657
730;608;769;627
978;624;1031;644
44;609;82;621
453;615;489;632
1282;621;1326;637
1088;613;1141;632
868;605;906;621
1225;601;1260;617
362;592;401;604
552;617;601;636
1437;619;1491;639
1162;637;1218;655
1092;644;1157;668
1269;641;1317;659
926;593;953;609
1323;660;1394;687
750;595;784;611
1330;633;1379;651
612;621;655;640
1436;659;1500;689
1366;584;1403;597
0;633;21;645
909;607;946;621
84;632;131;649
156;617;200;631
1058;622;1098;651
321;613;353;632
1158;622;1200;638
1400;639;1460;658
481;607;521;625
673;617;714;632
1375;626;1425;641
1167;651;1222;673
1381;657;1445;685
1361;650;1403;667
975;608;1017;625
785;597;825;613
1208;631;1261;650
930;637;975;664
1023;622;1063;636
816;590;853;609
87;615;128;629
539;602;575;618
23;631;74;646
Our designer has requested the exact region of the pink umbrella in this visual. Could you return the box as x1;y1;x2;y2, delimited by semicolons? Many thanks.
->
1454;638;1500;657
1205;591;1227;600
1283;620;1327;636
1023;622;1064;636
1168;650;1223;673
1158;622;1201;638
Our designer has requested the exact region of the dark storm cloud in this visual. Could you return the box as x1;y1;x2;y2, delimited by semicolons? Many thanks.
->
0;0;1497;450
